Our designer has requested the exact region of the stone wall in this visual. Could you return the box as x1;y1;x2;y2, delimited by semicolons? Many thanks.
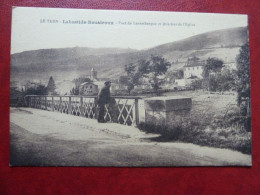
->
144;96;192;127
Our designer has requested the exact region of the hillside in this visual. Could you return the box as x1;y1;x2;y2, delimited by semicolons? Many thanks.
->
11;26;248;91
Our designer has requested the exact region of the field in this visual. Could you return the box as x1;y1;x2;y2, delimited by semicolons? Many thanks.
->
164;90;237;119
138;90;252;154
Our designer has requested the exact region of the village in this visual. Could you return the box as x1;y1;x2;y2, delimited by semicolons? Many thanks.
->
10;55;237;99
10;43;252;157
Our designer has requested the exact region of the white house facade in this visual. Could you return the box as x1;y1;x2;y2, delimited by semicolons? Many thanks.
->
184;60;205;79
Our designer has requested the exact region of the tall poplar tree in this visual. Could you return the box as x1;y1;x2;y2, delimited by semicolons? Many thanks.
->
236;42;250;106
47;76;56;95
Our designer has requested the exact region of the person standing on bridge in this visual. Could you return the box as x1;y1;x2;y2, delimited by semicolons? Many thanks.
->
97;81;111;123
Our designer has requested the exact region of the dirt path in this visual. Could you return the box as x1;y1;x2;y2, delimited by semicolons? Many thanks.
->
10;108;251;166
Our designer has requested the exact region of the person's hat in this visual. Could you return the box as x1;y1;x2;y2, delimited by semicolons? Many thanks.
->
104;81;111;85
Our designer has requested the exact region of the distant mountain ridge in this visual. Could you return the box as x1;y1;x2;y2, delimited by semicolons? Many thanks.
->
11;26;248;84
11;47;138;65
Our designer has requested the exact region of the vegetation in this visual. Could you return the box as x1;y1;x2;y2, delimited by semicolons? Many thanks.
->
189;57;237;92
139;104;251;154
124;63;141;94
124;55;171;95
139;120;251;154
235;42;250;107
139;56;171;95
70;76;91;95
70;87;80;95
73;76;91;86
190;79;203;90
46;76;57;95
11;77;57;107
166;69;184;83
26;84;48;95
202;57;224;78
138;90;251;154
189;43;250;113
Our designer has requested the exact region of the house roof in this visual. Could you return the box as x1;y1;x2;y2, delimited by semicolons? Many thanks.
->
80;82;97;86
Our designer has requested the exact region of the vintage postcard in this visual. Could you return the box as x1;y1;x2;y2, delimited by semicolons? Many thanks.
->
10;7;251;166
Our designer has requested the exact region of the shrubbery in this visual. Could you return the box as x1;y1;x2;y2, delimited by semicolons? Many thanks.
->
138;105;251;154
190;67;236;92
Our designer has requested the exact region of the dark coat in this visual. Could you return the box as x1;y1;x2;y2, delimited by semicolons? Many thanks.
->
108;97;119;122
97;85;111;105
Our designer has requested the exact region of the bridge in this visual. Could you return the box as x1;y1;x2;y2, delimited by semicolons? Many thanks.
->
25;95;194;127
10;107;251;166
25;95;142;126
10;95;251;166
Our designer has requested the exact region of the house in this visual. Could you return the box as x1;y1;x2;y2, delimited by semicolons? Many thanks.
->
184;57;205;79
111;83;128;91
135;84;151;90
79;82;98;96
174;78;194;87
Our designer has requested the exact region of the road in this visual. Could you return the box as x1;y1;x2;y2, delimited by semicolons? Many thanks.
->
10;108;251;166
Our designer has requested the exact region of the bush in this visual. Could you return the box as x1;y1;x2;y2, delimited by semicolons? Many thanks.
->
211;105;251;132
190;79;203;90
138;108;251;154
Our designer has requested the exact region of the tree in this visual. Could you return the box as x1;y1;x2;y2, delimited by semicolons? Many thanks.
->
138;55;171;95
70;76;91;95
176;69;184;79
73;77;91;87
124;63;141;94
190;79;203;90
199;68;236;92
215;68;236;91
236;42;250;106
26;84;47;95
70;87;79;95
202;57;224;91
165;69;183;83
46;76;56;95
119;76;129;85
124;56;171;95
202;57;224;78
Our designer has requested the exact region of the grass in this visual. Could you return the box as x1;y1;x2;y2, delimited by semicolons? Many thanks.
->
138;118;251;154
138;90;252;154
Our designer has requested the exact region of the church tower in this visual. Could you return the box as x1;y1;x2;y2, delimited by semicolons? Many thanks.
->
90;67;97;81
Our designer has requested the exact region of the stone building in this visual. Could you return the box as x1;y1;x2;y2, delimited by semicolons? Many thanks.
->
184;57;205;79
79;82;98;96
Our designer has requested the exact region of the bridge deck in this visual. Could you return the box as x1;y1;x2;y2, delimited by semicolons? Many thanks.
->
10;108;251;166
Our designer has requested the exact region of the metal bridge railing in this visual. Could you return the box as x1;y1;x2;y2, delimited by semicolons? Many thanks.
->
25;95;141;126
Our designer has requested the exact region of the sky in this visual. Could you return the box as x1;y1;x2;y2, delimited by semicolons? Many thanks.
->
11;7;248;54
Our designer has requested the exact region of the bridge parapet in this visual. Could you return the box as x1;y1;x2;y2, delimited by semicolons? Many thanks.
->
144;96;192;127
25;95;192;128
25;95;141;126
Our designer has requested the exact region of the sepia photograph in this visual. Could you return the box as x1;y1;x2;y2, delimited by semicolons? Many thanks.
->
10;7;251;166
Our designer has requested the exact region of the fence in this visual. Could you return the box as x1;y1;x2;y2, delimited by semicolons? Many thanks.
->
25;95;141;126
